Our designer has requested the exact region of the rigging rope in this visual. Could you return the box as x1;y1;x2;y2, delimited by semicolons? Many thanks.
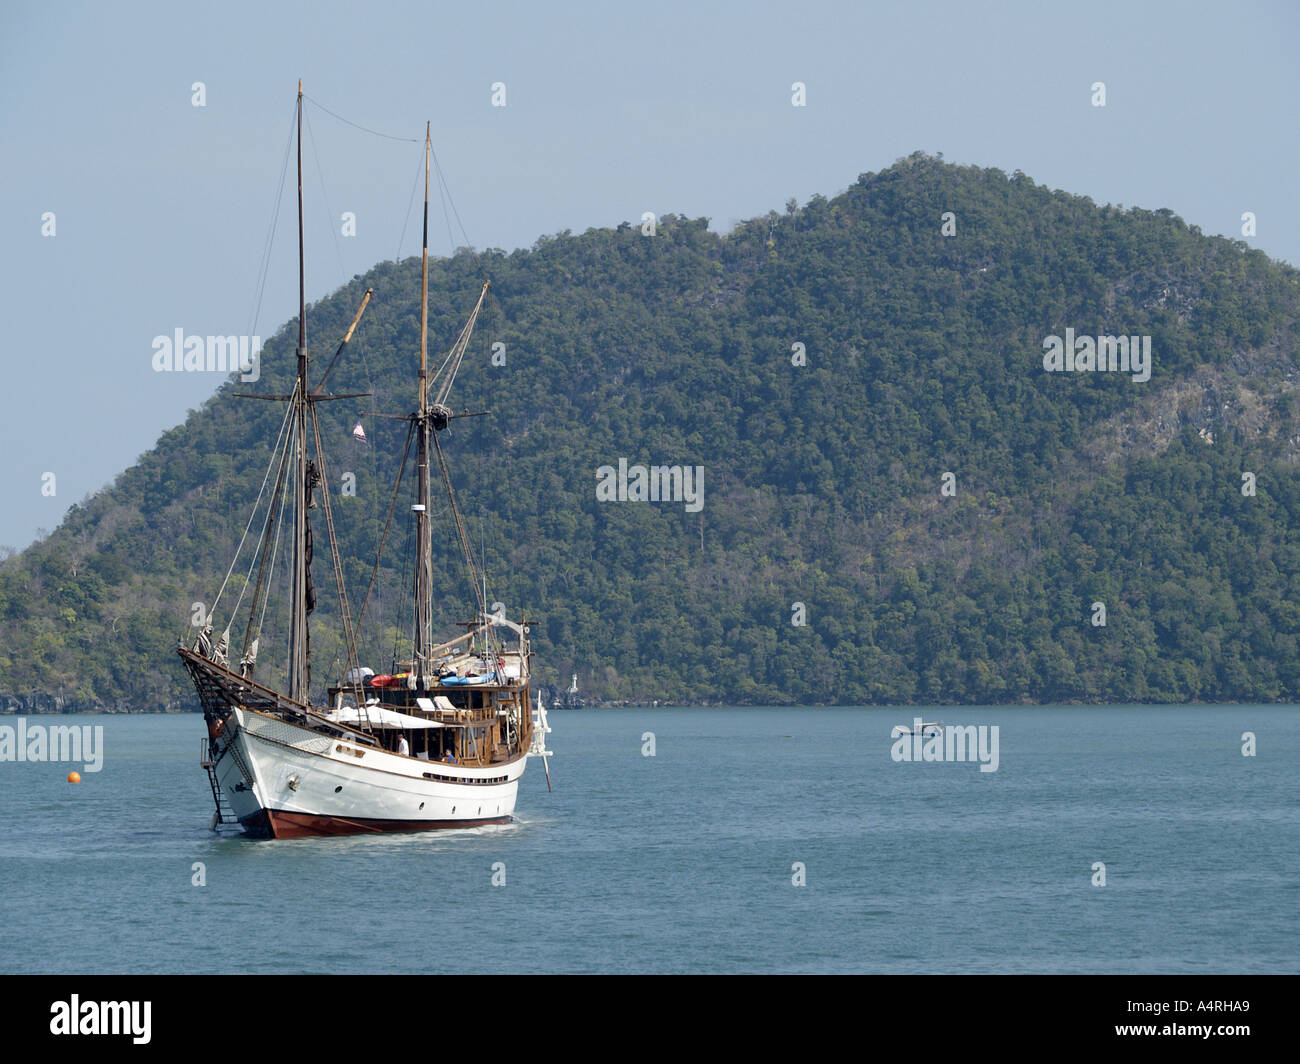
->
256;468;286;658
433;432;486;619
211;397;295;616
429;144;488;278
240;403;296;664
431;282;489;407
309;402;362;693
356;418;415;634
237;424;293;663
304;107;349;290
247;100;298;338
303;94;421;143
391;505;415;670
395;145;425;263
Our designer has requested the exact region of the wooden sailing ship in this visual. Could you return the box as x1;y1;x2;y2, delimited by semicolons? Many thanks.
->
181;84;551;838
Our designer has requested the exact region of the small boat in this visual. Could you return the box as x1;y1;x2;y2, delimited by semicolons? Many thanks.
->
890;721;943;737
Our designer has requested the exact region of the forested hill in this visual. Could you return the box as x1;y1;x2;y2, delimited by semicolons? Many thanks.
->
5;152;1300;711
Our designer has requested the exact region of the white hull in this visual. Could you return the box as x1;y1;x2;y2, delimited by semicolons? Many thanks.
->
214;706;526;837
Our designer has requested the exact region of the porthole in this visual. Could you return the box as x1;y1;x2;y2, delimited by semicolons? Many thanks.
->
419;802;425;811
334;785;342;793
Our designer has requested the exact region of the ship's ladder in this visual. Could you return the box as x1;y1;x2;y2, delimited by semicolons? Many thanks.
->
200;737;240;830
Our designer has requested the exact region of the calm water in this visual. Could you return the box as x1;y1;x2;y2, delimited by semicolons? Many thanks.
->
0;706;1295;974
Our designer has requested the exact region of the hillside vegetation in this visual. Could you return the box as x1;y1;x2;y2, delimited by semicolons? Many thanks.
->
4;152;1300;710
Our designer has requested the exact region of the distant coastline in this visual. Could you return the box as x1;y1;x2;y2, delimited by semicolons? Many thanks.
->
1;695;1287;714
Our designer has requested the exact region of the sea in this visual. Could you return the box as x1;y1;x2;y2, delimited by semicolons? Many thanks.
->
0;706;1295;974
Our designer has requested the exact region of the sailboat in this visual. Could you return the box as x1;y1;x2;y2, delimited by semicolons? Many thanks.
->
181;84;551;838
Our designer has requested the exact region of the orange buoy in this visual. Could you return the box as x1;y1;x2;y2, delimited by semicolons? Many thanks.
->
67;771;81;783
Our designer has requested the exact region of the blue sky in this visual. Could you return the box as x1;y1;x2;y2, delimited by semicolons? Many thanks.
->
1;0;1297;550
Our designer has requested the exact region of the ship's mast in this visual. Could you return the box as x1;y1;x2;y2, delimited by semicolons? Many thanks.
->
288;80;311;703
413;123;433;688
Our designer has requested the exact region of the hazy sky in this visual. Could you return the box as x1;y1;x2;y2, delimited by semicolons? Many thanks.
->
1;0;1297;551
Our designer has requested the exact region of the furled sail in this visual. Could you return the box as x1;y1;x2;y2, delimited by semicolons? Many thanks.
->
212;628;230;668
239;638;259;679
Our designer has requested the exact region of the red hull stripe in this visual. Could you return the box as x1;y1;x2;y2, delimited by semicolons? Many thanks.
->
240;808;512;839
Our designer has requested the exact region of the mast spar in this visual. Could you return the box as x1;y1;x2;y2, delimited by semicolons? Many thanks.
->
289;79;311;704
414;122;433;690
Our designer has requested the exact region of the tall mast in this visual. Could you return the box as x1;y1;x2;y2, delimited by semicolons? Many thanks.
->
288;80;311;703
413;122;432;688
